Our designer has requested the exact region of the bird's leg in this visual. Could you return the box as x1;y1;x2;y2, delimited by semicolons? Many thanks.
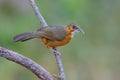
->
49;47;61;56
52;47;57;50
53;47;61;56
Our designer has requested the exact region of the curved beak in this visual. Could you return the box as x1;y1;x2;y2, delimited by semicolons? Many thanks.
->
78;26;85;35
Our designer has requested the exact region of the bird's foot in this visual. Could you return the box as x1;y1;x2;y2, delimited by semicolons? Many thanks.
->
49;47;61;55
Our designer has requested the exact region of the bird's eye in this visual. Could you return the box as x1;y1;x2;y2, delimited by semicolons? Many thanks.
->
72;25;77;29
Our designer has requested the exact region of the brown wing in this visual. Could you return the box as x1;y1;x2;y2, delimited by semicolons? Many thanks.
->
36;26;67;41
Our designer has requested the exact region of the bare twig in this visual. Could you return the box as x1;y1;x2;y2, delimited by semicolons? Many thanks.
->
0;47;54;80
28;0;48;27
53;48;66;80
28;0;66;80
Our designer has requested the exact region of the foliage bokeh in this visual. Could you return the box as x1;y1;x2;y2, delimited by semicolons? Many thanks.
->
0;0;120;80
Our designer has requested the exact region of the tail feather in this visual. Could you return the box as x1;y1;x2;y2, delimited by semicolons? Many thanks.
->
13;32;35;42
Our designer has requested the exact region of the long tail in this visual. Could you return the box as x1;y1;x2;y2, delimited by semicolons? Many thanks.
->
13;32;36;42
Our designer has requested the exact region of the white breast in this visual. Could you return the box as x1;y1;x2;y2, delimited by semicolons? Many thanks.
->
71;30;78;38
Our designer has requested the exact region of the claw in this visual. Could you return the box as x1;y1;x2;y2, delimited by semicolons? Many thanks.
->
49;47;61;55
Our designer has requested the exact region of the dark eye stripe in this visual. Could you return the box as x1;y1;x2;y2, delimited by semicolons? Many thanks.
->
72;25;77;29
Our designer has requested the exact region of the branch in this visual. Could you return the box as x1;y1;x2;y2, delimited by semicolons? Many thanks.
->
28;0;66;80
28;0;48;27
52;48;66;80
0;0;66;80
0;47;54;80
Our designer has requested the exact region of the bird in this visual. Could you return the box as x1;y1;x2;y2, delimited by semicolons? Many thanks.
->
13;24;84;49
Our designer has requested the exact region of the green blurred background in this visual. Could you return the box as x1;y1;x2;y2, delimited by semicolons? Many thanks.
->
0;0;120;80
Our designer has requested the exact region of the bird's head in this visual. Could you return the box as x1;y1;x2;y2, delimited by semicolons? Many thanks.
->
66;24;84;37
